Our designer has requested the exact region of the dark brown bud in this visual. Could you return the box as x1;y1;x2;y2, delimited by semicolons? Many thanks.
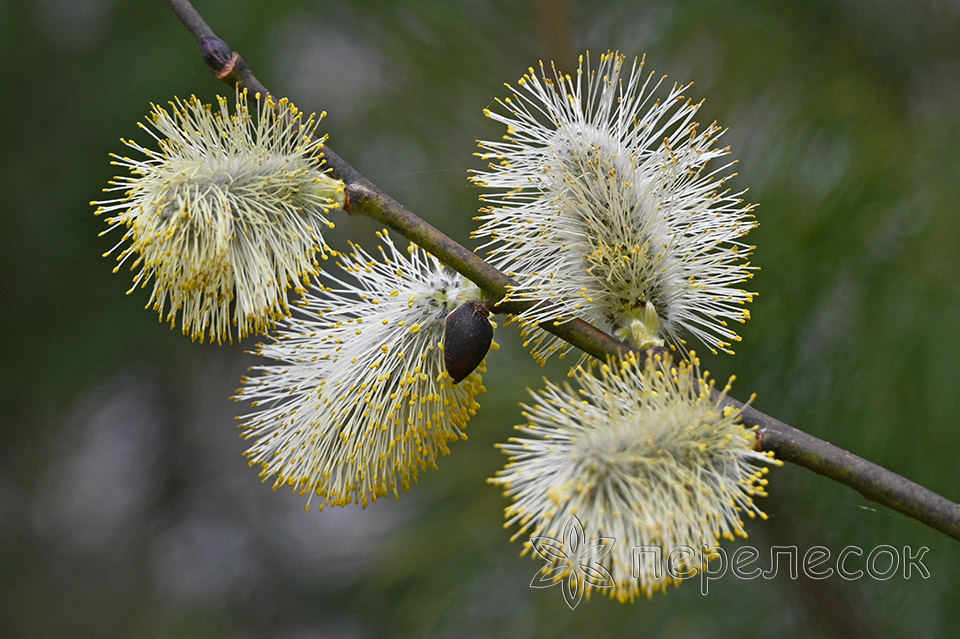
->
444;301;493;384
199;35;234;72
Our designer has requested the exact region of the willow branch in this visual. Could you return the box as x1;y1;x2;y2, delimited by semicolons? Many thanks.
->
163;0;960;542
729;397;960;540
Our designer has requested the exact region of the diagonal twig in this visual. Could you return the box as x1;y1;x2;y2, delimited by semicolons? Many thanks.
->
161;0;960;542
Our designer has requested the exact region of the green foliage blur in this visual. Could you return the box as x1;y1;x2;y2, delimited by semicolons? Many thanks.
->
2;0;960;636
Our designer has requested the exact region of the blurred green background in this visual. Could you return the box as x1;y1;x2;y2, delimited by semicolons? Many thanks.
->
3;0;960;637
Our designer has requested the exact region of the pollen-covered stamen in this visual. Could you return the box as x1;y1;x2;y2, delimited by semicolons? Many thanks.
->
490;351;780;602
472;51;757;362
93;90;345;344
235;230;492;510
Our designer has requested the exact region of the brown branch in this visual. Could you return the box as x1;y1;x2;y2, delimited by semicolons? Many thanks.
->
162;0;960;542
736;398;960;540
